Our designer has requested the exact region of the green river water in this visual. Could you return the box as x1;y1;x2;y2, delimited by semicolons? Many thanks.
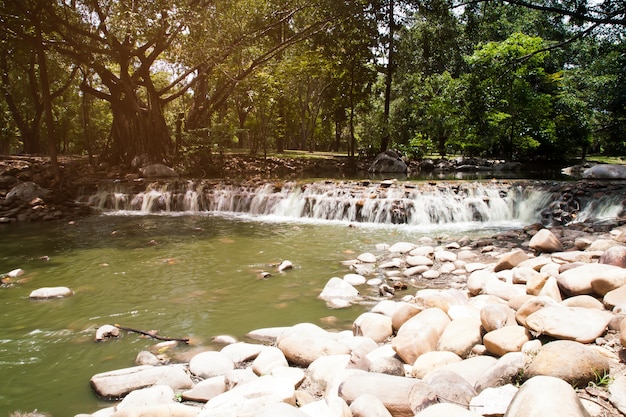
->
0;211;509;416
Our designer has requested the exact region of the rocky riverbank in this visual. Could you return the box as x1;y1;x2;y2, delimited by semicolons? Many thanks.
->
13;220;623;417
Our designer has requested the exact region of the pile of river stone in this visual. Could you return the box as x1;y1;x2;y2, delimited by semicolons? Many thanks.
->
75;223;626;417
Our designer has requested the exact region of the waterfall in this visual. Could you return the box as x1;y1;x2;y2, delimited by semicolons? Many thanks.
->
87;179;605;227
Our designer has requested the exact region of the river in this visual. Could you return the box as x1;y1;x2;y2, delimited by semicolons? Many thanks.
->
0;178;623;415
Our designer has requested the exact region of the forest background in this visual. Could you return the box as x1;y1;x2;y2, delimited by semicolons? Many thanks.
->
0;0;624;179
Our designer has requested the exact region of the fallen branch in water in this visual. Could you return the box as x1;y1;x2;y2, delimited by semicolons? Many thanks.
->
114;324;189;344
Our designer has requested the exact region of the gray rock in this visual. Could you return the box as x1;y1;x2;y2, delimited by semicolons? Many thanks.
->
139;163;178;178
582;164;626;179
6;181;49;203
369;151;408;174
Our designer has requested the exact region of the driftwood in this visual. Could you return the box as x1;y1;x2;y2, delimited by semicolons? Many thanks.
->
114;324;189;344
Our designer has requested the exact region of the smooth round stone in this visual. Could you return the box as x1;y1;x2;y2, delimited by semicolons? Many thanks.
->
379;258;404;269
600;245;626;268
367;278;383;286
422;270;440;279
357;252;377;263
319;277;359;300
480;303;515;332
252;346;288;376
434;250;457;262
349;393;393;417
404;265;429;277
392;308;451;365
470;384;518;416
562;294;604;310
528;229;563;253
220;342;265;364
370;300;402;317
483;326;531;357
494;249;528;272
29;286;73;299
189;351;235;378
353;312;393;343
505;375;590;417
406;255;434;267
182;376;227;402
410;246;435;256
524;340;610;387
524;306;612;343
344;273;367;285
388;242;417;253
411;351;462;379
474;352;526;393
437;317;482;359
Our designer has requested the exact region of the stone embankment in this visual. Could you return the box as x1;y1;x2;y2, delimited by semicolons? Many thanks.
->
59;220;626;417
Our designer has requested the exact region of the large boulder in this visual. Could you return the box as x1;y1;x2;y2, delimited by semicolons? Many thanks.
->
90;365;193;399
524;305;612;343
338;371;436;417
582;164;626;179
6;181;49;203
368;150;408;174
524;340;610;387
139;163;178;178
391;308;450;365
504;375;591;417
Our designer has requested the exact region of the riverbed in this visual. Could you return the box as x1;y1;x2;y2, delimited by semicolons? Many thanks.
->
0;210;524;416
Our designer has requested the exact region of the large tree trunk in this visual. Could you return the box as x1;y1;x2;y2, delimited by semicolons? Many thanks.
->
380;0;395;153
34;28;61;184
107;98;170;165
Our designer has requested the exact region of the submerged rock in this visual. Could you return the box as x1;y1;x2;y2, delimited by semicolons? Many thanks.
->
29;286;73;299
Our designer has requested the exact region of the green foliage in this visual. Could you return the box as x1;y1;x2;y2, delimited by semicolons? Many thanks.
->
0;0;624;164
396;134;433;160
589;369;613;388
464;32;559;159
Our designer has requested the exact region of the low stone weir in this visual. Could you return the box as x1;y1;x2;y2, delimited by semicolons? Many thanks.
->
84;179;626;226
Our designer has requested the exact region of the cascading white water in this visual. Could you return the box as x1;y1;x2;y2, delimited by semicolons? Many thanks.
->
87;180;575;227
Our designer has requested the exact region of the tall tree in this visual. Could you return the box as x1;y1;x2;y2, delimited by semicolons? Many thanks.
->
465;32;559;159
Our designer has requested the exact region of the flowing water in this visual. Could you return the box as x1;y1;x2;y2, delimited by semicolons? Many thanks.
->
1;178;623;415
